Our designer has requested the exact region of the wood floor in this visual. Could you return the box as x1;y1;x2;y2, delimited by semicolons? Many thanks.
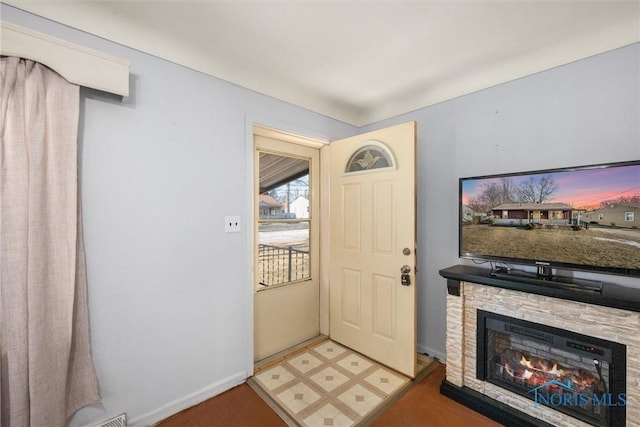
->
156;363;502;427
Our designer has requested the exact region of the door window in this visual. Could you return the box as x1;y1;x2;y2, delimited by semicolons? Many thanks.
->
257;152;311;289
345;141;396;173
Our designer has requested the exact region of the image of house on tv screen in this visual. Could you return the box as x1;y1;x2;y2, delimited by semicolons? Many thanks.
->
460;162;640;274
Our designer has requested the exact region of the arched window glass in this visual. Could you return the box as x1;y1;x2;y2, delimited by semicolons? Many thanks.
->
345;142;396;174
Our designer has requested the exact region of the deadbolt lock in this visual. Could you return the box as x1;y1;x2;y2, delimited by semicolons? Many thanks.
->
401;265;411;286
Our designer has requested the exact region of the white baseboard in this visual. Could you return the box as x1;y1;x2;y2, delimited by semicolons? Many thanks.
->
128;371;247;427
417;344;446;364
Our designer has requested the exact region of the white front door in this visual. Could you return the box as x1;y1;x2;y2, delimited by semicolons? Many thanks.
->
329;122;417;378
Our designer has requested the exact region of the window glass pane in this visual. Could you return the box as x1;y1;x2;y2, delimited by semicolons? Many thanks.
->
345;144;394;173
258;151;312;289
258;221;310;287
260;174;310;219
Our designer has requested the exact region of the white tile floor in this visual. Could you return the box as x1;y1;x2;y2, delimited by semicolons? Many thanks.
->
253;340;411;427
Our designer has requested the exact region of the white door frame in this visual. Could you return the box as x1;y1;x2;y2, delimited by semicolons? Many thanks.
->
243;116;331;377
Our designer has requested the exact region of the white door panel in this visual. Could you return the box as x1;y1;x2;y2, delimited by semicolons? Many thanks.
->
329;122;417;377
254;280;319;361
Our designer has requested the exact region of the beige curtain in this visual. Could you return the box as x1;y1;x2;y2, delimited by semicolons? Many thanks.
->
1;57;100;427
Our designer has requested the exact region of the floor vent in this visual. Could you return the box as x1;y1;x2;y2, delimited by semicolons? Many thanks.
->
96;413;126;427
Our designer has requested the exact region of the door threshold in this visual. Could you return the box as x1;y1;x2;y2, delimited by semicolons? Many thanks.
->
254;334;329;372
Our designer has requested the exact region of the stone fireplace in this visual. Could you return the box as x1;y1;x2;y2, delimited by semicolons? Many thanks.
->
440;265;640;427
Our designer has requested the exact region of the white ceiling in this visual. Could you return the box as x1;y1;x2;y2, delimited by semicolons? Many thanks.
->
5;1;640;126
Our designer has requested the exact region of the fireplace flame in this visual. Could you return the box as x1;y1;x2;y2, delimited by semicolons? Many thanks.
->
504;362;534;380
548;364;564;377
519;355;534;369
519;354;565;376
499;349;600;393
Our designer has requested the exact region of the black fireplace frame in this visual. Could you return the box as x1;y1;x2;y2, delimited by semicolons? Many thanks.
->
476;310;626;427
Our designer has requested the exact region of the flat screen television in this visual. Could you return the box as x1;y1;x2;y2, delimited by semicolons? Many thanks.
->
459;160;640;279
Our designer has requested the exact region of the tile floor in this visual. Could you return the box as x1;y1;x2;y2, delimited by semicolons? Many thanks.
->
252;340;411;427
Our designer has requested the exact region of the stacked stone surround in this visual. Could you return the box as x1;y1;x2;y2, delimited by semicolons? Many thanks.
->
446;281;640;427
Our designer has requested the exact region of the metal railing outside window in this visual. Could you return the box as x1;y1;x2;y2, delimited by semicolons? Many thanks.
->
258;243;310;287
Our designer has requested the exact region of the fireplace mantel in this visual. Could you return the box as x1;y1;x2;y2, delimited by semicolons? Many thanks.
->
439;265;640;427
440;264;640;313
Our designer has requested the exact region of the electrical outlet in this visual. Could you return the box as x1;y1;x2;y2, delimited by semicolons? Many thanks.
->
225;216;241;233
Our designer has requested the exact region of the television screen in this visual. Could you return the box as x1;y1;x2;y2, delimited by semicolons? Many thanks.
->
459;160;640;277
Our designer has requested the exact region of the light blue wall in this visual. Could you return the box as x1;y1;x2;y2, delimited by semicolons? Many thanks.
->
1;4;358;426
362;43;640;360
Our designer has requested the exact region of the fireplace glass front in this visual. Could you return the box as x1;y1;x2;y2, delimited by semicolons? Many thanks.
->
476;310;626;426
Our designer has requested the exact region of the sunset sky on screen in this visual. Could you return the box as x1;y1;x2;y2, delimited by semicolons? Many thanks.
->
461;163;640;210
